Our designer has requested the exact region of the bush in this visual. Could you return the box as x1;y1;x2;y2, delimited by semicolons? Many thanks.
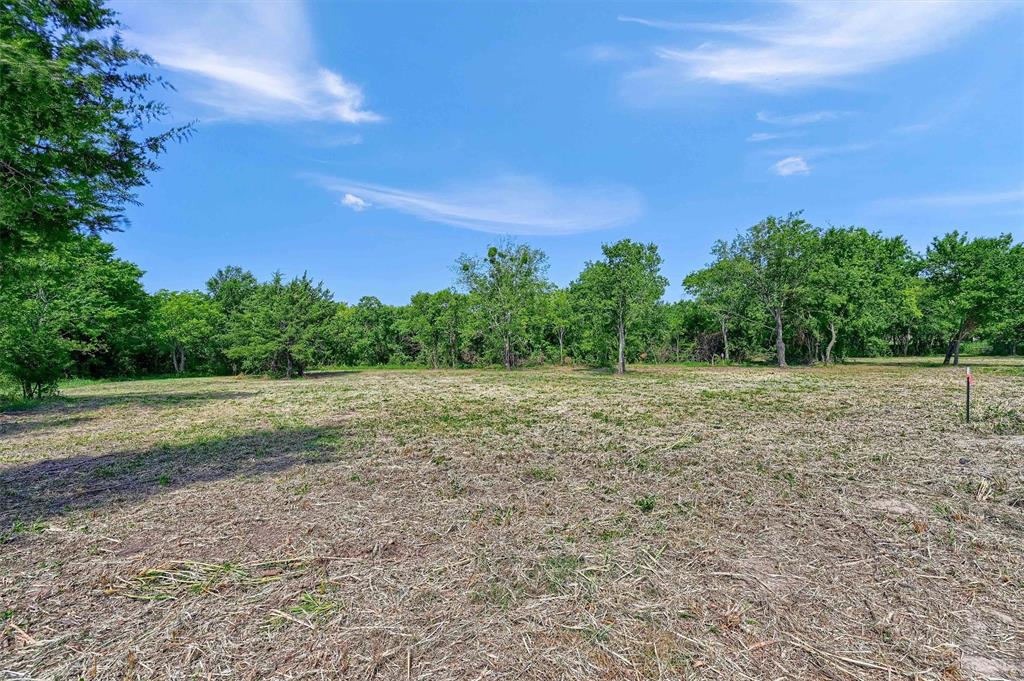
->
0;299;72;399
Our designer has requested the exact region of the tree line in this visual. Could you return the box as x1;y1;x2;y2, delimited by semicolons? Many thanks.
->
1;220;1020;398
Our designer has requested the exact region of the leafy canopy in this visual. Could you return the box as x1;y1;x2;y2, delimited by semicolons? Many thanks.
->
458;242;550;368
573;239;667;372
0;0;188;267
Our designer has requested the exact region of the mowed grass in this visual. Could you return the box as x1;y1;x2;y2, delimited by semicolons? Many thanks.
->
1;361;1022;679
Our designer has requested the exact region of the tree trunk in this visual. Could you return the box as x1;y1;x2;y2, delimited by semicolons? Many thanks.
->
286;353;293;378
720;317;729;361
900;329;910;357
616;318;626;374
557;329;565;365
503;336;512;370
773;309;787;368
825;321;837;364
944;320;970;366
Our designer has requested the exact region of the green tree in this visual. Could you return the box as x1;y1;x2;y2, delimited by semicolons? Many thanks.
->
808;227;917;363
574;240;667;374
0;233;150;392
325;303;355;366
542;288;576;366
683;256;752;361
636;300;669;364
224;273;334;377
153;290;223;374
406;289;465;368
205;266;258;373
713;214;818;367
0;289;73;398
0;0;187;268
437;290;467;367
2;233;151;375
350;296;398;365
662;300;697;362
207;266;258;317
881;264;926;357
988;243;1024;355
407;292;441;368
457;242;550;369
923;232;1015;365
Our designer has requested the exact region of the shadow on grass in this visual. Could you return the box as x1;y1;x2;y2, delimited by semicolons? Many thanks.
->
0;425;346;528
571;366;615;375
567;362;778;375
847;358;950;368
1;390;254;420
847;356;1024;369
0;413;99;438
303;370;363;380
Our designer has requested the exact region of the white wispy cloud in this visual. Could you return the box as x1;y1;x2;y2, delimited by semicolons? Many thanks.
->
342;193;370;211
622;1;1001;90
747;132;797;143
317;133;364;147
874;188;1024;209
890;91;977;136
315;175;643;235
756;110;849;126
765;142;871;176
890;121;935;135
773;156;810;176
577;44;632;62
116;1;380;124
617;15;702;31
769;142;873;157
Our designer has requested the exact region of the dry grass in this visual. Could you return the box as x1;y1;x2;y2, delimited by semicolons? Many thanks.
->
1;360;1022;680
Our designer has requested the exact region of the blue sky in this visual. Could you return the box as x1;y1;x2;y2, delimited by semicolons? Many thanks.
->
111;0;1024;304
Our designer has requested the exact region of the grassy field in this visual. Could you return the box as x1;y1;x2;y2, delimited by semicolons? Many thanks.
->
1;360;1022;679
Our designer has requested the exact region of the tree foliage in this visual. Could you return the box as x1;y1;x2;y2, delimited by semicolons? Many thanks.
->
573;240;667;373
923;232;1016;365
807;228;917;363
3;233;150;369
706;214;818;367
2;227;1021;396
458;242;550;368
224;273;334;377
0;289;73;398
0;0;187;268
406;289;466;368
153;290;223;374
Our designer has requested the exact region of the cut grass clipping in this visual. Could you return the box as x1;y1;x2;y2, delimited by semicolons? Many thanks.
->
1;360;1021;680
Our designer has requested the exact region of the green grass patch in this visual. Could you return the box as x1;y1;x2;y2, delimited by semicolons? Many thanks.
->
110;558;306;601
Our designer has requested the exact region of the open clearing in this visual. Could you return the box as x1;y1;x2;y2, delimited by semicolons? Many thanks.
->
2;361;1023;680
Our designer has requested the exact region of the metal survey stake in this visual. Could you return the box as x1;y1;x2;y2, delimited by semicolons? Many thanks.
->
966;367;973;423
